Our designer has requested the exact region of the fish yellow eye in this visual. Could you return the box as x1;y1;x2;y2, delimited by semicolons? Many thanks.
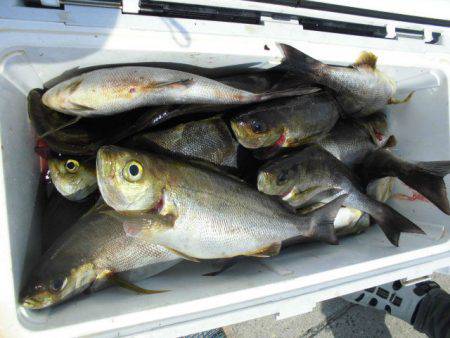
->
123;161;143;182
65;159;80;173
50;277;67;292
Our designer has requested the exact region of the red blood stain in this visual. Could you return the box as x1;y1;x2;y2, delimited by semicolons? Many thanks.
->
374;130;384;141
151;197;164;213
35;139;49;175
393;192;430;203
274;133;286;147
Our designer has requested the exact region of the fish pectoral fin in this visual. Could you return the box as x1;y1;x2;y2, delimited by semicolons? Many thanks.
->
382;135;397;148
109;275;169;294
353;51;378;70
65;79;83;94
388;91;414;105
154;78;194;89
286;185;333;208
162;246;201;262
69;101;96;111
38;116;82;139
246;242;281;258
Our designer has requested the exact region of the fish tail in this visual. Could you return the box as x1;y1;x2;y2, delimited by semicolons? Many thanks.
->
352;192;425;246
304;194;347;245
362;149;450;215
404;161;450;215
257;85;321;102
277;43;326;80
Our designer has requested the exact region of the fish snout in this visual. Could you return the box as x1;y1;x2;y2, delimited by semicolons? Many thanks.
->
257;171;275;194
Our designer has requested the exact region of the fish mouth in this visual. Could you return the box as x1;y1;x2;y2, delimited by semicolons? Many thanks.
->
21;293;55;310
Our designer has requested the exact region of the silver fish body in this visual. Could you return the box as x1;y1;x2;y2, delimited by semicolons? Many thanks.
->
279;44;403;117
96;146;342;259
42;66;304;117
21;201;181;309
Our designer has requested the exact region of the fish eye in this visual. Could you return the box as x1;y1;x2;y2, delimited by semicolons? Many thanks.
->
65;159;80;173
123;161;143;182
277;171;289;184
50;277;67;292
250;120;265;133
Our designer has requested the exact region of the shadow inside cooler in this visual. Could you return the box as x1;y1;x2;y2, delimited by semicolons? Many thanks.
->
0;46;448;331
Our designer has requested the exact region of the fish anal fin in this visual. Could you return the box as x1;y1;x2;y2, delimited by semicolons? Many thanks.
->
245;242;281;258
109;274;169;294
162;246;201;262
353;51;378;70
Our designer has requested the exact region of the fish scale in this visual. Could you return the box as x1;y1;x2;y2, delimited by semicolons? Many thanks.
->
42;66;310;117
96;146;342;260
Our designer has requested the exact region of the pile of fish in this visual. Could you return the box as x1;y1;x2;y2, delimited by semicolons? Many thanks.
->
21;44;450;310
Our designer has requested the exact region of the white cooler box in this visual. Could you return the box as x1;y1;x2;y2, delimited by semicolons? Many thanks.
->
0;1;449;337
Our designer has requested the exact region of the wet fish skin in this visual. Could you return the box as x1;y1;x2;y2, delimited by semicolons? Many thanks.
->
48;157;97;201
257;145;424;246
21;201;181;310
28;88;162;156
230;91;339;152
128;117;239;169
314;113;450;214
279;44;402;117
96;146;343;259
42;67;307;117
316;112;390;167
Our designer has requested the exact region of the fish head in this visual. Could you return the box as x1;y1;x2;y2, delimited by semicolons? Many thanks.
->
48;158;97;201
42;77;93;116
257;155;300;197
20;258;97;310
96;146;166;212
230;112;283;149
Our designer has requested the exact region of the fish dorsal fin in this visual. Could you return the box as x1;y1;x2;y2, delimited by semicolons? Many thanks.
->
245;242;281;258
109;274;169;294
353;51;377;70
162;246;201;262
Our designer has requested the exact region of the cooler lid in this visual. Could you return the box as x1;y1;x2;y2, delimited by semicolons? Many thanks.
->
1;0;449;44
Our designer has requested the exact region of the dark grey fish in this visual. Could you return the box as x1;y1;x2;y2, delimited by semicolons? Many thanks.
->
257;145;425;246
127;116;239;169
279;44;413;117
230;91;338;158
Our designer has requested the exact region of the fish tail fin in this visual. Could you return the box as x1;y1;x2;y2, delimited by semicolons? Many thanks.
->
277;43;326;80
362;149;450;215
355;193;425;246
305;194;347;245
403;161;450;215
257;86;321;102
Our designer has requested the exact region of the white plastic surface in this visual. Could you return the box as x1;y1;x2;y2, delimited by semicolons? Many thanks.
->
0;5;449;338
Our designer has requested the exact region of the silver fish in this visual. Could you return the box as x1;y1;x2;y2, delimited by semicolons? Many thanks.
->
21;201;181;309
279;44;413;117
42;66;315;117
96;146;345;260
48;157;97;201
